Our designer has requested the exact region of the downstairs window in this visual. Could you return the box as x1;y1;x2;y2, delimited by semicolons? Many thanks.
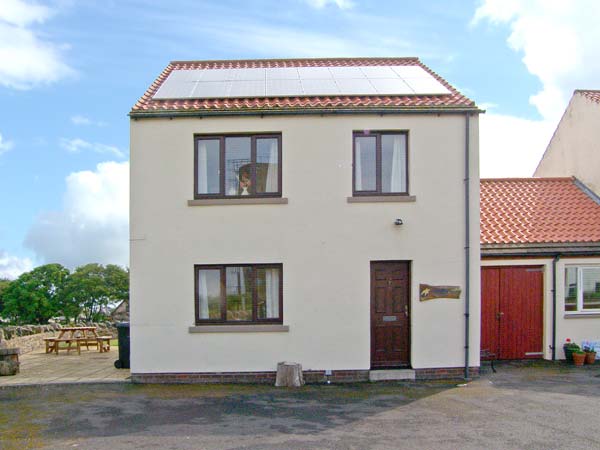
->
195;264;282;324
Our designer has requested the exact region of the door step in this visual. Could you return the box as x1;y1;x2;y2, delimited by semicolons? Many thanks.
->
369;369;415;382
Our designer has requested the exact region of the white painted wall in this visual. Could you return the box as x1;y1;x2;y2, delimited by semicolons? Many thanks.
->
535;93;600;195
130;113;481;374
482;257;600;360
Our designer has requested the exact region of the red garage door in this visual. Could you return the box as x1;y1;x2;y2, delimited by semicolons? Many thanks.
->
481;266;544;360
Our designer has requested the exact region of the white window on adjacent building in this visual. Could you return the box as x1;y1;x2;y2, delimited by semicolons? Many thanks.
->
565;266;600;313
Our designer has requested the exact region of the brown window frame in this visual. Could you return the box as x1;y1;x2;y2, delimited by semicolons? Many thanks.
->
352;131;409;196
194;133;282;200
194;263;283;325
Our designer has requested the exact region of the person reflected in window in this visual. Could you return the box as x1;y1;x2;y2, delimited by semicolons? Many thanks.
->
239;166;252;196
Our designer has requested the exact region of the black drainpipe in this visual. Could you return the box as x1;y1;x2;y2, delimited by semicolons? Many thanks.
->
464;113;471;380
552;254;561;360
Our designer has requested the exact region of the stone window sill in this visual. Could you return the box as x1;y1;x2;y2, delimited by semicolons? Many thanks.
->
188;198;288;206
564;313;600;319
189;324;289;333
347;195;416;203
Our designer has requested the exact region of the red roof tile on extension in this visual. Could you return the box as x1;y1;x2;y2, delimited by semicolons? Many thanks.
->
480;177;600;245
131;57;477;115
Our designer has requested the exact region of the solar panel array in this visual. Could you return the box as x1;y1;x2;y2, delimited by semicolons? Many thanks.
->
152;65;451;99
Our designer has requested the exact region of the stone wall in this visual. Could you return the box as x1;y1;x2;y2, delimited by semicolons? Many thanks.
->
0;323;118;354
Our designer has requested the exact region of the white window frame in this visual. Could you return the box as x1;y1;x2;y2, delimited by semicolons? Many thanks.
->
565;265;600;314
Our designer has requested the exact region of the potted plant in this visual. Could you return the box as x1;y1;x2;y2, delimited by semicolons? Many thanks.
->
573;350;586;366
563;338;581;362
584;346;597;365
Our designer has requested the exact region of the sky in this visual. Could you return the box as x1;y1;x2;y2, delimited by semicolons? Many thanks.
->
0;0;599;278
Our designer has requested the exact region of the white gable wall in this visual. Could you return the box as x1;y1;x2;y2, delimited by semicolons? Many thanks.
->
130;113;480;374
535;94;600;195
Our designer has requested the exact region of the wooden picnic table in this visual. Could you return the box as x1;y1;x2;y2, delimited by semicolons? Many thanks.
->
44;327;112;355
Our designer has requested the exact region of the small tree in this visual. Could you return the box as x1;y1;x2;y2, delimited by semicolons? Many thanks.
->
60;264;129;322
2;264;69;324
0;278;12;317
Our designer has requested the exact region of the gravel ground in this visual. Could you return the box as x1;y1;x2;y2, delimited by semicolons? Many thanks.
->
1;361;599;450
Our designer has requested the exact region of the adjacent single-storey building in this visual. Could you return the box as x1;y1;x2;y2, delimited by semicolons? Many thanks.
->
480;177;600;360
129;57;482;383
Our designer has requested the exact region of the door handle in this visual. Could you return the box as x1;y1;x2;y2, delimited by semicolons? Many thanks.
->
404;305;409;318
496;312;504;320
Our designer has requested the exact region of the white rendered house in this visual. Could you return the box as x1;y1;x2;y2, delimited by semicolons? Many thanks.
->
129;58;482;382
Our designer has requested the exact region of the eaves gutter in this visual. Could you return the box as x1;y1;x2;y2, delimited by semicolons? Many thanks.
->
129;106;484;119
481;242;600;258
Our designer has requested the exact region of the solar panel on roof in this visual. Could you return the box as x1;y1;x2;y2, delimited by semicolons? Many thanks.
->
266;67;299;79
229;80;265;97
153;81;196;99
231;68;265;81
359;66;398;79
370;78;413;95
192;81;231;97
297;67;333;79
328;66;366;79
152;65;451;99
403;78;450;94
390;65;431;78
301;79;340;95
336;78;377;94
267;79;303;96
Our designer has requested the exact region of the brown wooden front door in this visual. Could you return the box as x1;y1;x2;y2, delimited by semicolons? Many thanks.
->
371;261;410;368
481;266;544;360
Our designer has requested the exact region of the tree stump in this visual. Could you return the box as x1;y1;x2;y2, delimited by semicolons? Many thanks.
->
275;361;304;387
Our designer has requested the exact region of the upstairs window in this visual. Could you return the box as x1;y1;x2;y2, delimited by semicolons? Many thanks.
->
353;131;408;195
565;266;600;312
195;134;281;199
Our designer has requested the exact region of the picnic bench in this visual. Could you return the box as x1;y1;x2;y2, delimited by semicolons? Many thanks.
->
43;327;112;355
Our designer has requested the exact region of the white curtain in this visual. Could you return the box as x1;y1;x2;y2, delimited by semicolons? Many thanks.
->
265;140;278;192
197;142;209;194
355;139;363;191
265;269;279;318
198;271;209;319
389;135;406;192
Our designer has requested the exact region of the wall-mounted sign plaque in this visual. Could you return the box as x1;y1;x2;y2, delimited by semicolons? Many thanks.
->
419;284;461;301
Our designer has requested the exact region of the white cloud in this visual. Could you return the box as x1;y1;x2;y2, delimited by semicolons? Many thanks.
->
25;161;129;268
305;0;354;9
473;0;600;123
472;0;600;177
0;0;52;27
0;250;33;280
0;133;14;156
60;138;125;158
0;0;73;90
71;115;107;127
479;113;555;178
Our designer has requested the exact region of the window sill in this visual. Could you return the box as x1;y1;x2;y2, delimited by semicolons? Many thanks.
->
564;313;600;319
188;324;289;333
347;195;416;203
188;198;288;206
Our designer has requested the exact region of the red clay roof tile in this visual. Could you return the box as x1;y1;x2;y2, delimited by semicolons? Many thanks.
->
481;178;600;245
576;89;600;104
131;57;477;115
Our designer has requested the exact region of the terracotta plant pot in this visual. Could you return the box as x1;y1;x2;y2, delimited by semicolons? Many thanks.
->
585;352;596;365
573;352;586;366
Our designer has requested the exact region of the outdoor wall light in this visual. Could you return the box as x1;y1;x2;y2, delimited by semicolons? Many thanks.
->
394;218;403;226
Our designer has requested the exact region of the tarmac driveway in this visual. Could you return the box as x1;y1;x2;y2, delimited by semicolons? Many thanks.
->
1;361;600;450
